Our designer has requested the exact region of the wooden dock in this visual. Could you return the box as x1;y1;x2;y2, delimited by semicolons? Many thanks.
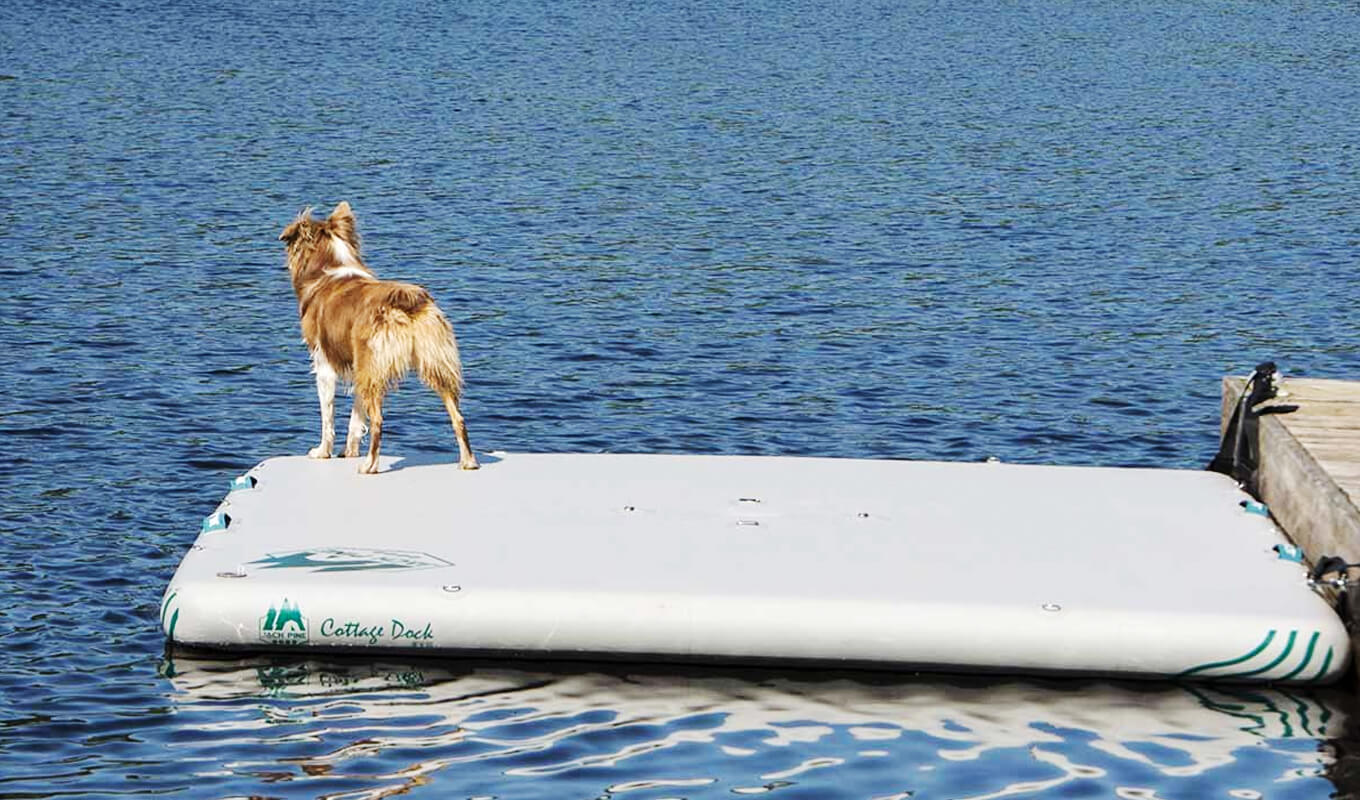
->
1223;377;1360;564
1222;375;1360;660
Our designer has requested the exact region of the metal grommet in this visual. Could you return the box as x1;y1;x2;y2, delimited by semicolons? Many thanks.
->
1041;603;1062;612
442;585;462;593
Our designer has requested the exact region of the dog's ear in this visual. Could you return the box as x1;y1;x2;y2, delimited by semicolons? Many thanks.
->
280;207;315;243
326;201;360;252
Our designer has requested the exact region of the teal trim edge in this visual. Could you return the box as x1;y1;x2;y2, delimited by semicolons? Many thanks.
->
1278;632;1321;681
160;591;178;630
1180;630;1335;682
160;590;181;641
1179;630;1277;679
1234;630;1297;678
1310;647;1335;683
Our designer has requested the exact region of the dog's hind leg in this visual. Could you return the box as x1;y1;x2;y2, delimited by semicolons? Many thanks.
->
413;314;478;470
355;317;410;473
441;393;478;471
342;402;368;458
308;352;337;459
356;381;385;475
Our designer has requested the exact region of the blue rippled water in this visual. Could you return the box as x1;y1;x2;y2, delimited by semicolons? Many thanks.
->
4;0;1360;796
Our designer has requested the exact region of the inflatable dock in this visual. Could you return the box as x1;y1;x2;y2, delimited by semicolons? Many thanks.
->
161;453;1350;684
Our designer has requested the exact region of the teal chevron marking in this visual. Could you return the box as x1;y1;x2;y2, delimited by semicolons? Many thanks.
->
1235;630;1297;678
249;548;453;573
160;591;178;628
168;608;180;641
1310;647;1335;683
1278;632;1321;682
1179;630;1276;678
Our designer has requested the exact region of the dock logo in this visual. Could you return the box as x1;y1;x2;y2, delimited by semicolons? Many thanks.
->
259;599;309;645
249;548;453;573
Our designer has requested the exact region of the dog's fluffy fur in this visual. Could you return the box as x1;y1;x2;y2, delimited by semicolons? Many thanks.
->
279;202;477;473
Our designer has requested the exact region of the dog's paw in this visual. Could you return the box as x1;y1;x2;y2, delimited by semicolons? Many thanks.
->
308;446;332;459
459;457;480;471
359;456;380;474
341;446;361;458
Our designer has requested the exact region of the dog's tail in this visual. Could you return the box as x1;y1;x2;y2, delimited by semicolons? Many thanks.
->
362;285;463;398
380;283;433;315
409;304;465;401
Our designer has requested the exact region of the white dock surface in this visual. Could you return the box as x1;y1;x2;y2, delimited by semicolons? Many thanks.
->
161;453;1349;683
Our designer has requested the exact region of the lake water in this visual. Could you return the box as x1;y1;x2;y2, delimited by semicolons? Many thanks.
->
4;0;1360;796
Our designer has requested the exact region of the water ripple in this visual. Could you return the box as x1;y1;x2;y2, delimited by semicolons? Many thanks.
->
4;0;1360;796
105;655;1348;799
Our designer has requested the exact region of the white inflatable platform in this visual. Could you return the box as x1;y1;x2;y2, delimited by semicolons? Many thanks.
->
161;453;1350;684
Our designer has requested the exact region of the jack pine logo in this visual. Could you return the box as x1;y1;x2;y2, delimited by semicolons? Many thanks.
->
259;599;309;644
249;548;453;573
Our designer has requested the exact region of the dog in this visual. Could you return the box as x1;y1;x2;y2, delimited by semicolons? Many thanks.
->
279;202;478;474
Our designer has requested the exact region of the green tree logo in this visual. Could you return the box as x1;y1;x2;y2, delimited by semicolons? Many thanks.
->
259;599;308;644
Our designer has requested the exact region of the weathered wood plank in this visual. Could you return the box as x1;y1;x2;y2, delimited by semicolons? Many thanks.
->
1223;376;1360;566
1278;379;1360;402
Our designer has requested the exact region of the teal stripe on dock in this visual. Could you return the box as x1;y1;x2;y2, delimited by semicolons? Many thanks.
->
1179;630;1276;678
1233;630;1297;678
1278;632;1321;682
1310;647;1335;683
160;591;178;629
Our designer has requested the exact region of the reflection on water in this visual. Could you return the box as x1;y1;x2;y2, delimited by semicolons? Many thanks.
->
157;652;1347;799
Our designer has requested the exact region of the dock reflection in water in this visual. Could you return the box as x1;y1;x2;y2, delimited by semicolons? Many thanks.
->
162;652;1349;799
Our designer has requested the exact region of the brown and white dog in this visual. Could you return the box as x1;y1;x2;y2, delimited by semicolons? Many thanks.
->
279;202;478;474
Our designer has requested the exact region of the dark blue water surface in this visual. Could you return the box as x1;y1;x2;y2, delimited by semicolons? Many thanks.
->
4;0;1360;796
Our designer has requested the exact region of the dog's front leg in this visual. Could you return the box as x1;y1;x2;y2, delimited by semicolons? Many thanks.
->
308;357;337;458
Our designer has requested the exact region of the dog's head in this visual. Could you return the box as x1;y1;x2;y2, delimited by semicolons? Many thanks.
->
280;202;362;280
